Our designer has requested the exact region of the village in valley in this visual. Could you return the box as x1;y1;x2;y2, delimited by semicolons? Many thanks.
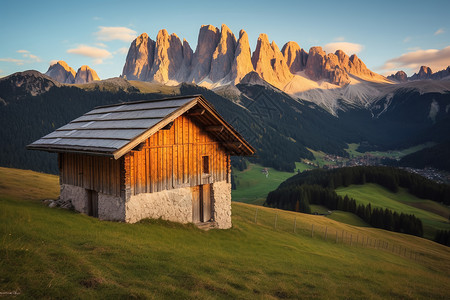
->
301;152;450;184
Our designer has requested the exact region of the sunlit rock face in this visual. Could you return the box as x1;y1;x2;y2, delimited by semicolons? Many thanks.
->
45;61;76;83
230;30;255;84
74;65;100;84
282;41;308;74
189;25;221;83
410;66;433;80
149;29;185;83
388;71;408;82
120;24;387;89
251;33;293;89
209;24;237;82
122;33;155;81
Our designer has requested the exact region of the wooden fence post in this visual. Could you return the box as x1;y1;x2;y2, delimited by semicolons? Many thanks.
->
254;208;258;224
294;217;297;233
324;226;328;241
311;224;314;238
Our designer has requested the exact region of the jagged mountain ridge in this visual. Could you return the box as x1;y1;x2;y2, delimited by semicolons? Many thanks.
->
388;66;450;82
45;61;100;84
122;24;386;93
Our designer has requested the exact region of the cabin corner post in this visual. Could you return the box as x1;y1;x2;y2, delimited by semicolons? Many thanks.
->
211;180;232;229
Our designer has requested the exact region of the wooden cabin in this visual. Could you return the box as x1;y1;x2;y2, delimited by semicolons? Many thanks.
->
28;95;255;228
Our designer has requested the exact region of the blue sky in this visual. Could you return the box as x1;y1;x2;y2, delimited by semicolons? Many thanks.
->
1;0;449;79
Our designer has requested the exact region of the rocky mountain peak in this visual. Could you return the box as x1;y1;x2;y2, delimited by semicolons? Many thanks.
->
281;41;307;74
148;29;184;83
74;65;100;84
122;32;155;81
230;29;254;84
251;33;293;89
45;61;76;84
419;66;432;77
388;71;408;82
189;25;220;82
210;24;237;82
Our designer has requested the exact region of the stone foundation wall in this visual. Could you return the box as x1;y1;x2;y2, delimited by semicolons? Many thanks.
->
125;186;193;224
60;184;89;214
98;193;125;221
211;181;232;229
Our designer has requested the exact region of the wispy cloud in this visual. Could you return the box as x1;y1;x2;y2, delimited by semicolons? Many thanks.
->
115;47;129;55
434;28;444;35
333;36;345;42
16;49;41;62
379;46;450;73
67;45;112;64
323;42;363;55
0;58;25;65
403;36;411;43
94;26;137;42
95;43;108;48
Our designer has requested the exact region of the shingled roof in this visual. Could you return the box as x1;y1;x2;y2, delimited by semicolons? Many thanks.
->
27;95;255;158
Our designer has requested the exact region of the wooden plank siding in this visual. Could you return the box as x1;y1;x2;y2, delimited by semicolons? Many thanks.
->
125;114;229;196
59;152;122;196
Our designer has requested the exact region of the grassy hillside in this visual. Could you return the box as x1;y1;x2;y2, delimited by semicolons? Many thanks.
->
336;183;450;239
1;167;450;299
231;163;312;205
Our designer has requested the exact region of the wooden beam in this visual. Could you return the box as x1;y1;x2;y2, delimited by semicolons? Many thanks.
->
188;108;205;116
205;125;224;132
223;142;242;149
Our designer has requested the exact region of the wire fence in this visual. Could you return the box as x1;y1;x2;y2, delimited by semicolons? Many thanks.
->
245;207;424;262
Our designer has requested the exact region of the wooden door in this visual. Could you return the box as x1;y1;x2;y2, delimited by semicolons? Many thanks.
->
88;190;98;217
192;186;201;223
202;184;211;222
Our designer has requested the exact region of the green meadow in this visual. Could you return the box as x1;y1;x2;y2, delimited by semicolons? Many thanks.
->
231;163;312;205
1;167;449;299
336;183;450;239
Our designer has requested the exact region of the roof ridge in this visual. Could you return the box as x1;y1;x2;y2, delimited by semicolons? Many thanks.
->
94;94;203;109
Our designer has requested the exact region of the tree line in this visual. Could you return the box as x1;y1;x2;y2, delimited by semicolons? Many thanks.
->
278;166;450;205
266;184;423;237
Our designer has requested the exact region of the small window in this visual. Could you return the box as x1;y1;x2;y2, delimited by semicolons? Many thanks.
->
202;156;209;174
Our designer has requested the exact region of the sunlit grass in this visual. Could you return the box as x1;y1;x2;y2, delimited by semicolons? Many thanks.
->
1;167;449;299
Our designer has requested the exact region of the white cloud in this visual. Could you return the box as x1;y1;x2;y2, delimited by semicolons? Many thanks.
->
434;28;444;35
403;36;411;43
67;45;112;64
334;36;345;42
95;43;108;48
115;47;129;55
94;26;137;42
380;46;450;73
323;42;363;55
15;49;42;62
0;58;24;65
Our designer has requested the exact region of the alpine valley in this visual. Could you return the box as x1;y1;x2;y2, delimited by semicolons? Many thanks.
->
1;24;450;174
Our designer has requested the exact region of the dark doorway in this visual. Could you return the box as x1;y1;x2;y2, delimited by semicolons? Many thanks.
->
87;190;98;217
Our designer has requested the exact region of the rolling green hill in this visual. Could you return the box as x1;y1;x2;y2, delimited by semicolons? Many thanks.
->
231;163;312;205
1;167;449;299
336;183;450;239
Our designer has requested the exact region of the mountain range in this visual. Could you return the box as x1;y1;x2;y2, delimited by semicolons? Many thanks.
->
45;61;100;84
1;24;449;174
119;24;450;114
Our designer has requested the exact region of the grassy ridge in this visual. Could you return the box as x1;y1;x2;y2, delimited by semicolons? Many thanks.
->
1;168;450;299
336;183;450;239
